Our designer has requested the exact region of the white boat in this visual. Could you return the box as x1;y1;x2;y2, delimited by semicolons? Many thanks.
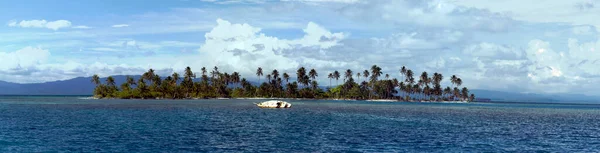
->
256;100;292;108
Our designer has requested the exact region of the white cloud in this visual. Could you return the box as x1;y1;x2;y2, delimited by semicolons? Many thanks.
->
338;0;517;32
200;0;267;4
453;0;600;29
15;20;47;28
111;24;129;28
463;42;522;59
0;47;155;83
72;25;92;29
0;47;50;74
0;19;348;83
525;40;565;81
90;47;121;52
7;20;17;27
196;18;347;76
45;20;72;30
7;19;72;30
283;0;359;4
0;47;50;69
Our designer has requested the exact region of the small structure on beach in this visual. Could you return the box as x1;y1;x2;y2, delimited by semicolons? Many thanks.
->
256;100;292;108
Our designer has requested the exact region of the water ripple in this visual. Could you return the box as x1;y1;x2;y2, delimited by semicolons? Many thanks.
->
1;98;600;152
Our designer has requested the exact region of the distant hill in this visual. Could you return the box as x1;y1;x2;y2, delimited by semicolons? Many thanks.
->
470;89;600;103
0;75;256;95
0;75;142;95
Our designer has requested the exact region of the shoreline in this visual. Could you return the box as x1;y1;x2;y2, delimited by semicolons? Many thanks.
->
83;96;469;103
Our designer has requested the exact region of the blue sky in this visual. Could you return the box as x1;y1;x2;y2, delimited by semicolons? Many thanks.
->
1;0;600;95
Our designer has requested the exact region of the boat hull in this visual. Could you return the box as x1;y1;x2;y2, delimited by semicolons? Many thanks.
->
256;100;291;108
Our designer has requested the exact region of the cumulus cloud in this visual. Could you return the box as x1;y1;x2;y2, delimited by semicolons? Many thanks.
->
7;19;72;30
0;47;157;83
0;19;349;83
196;18;347;77
450;38;600;94
0;47;50;72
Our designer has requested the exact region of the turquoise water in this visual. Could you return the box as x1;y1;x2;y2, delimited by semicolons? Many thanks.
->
1;96;600;152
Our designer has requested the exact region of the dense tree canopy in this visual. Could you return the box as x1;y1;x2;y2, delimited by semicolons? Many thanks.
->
92;65;475;102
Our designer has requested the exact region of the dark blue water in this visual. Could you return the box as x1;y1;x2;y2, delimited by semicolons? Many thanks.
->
2;97;600;152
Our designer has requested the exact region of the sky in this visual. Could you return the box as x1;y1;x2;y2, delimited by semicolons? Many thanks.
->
1;0;600;95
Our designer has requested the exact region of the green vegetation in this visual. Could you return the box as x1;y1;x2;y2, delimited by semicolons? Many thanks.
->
92;65;475;102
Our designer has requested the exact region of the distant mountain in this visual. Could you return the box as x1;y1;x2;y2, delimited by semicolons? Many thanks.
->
470;89;600;103
0;75;257;95
0;76;142;95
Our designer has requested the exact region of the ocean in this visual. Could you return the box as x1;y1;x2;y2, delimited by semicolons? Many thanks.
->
1;96;599;152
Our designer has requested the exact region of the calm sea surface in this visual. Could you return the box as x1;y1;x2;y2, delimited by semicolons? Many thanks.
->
1;96;600;152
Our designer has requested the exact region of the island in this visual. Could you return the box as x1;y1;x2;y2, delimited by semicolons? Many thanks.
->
91;65;475;102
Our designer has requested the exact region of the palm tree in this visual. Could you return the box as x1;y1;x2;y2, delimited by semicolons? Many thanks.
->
182;67;196;97
344;69;353;82
311;80;319;95
91;74;100;85
423;85;431;101
283;73;290;83
419;72;429;86
453;87;460;101
143;69;155;82
272;69;279;80
356;72;361;82
363;70;369;83
256;67;263;84
211;66;219;81
184;66;195;79
126;75;136;86
106;76;117;97
137;78;148;98
362;70;370;98
369;65;382;99
201;67;207;76
413;84;421;101
232;72;241;88
469;94;475;102
328;73;333;88
405;84;413;100
399;82;406;99
433;73;443;86
444;87;451;100
223;73;231;86
333;71;340;86
106;76;116;87
456;78;463;88
309;69;318;81
370;65;382;82
450;75;458;87
461;87;469;101
400;66;407;81
266;74;272;83
172;72;180;85
385;74;390;80
405;69;414;84
302;75;310;88
297;67;307;88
